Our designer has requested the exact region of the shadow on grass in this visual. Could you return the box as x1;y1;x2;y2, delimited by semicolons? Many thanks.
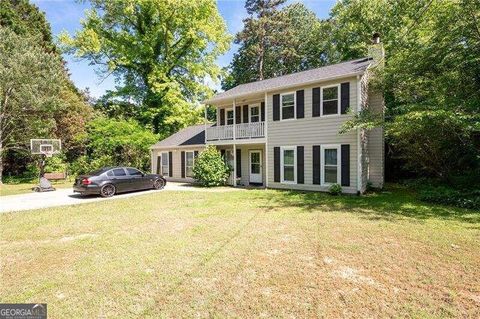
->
252;184;479;224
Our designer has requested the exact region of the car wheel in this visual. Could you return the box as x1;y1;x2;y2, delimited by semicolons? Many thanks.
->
100;184;116;198
153;178;165;190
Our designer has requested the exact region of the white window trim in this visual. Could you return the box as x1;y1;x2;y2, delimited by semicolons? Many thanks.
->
320;84;341;117
249;104;260;123
280;146;297;184
320;144;341;186
161;152;169;177
226;107;234;125
185;151;195;178
280;92;296;121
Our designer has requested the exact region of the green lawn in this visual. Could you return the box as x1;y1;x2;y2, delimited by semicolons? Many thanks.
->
1;186;479;318
0;179;73;196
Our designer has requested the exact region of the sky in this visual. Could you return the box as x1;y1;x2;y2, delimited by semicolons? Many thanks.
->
32;0;336;98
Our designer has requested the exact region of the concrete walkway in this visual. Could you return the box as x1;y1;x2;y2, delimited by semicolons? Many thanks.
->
0;182;241;213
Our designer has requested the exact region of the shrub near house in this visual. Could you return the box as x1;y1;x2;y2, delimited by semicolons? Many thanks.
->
193;146;230;187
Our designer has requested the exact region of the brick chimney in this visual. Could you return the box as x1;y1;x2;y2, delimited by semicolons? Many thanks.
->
368;32;385;67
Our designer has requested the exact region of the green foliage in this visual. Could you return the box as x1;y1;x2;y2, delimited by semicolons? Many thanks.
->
192;146;230;187
418;186;479;210
78;116;159;173
0;0;55;52
60;0;231;135
332;0;480;179
44;154;67;173
224;1;330;89
328;183;342;195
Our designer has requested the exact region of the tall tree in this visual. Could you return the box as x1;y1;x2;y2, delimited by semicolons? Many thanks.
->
223;2;331;89
333;0;480;179
0;0;94;175
0;27;64;181
61;0;231;135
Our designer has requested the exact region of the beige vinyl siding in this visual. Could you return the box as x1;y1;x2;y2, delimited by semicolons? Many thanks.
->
151;146;206;182
366;90;384;188
266;76;359;193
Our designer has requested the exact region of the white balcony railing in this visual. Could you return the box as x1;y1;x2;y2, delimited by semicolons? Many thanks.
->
206;122;265;141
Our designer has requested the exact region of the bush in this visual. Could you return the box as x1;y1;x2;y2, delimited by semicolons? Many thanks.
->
44;154;67;173
418;186;480;210
193;146;230;187
329;183;342;195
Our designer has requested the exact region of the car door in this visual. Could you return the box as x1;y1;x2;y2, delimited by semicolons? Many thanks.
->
111;168;129;192
126;168;148;190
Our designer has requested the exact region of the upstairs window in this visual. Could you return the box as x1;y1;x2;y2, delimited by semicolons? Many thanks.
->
321;85;340;115
281;93;295;120
250;105;260;123
226;109;234;125
185;151;194;178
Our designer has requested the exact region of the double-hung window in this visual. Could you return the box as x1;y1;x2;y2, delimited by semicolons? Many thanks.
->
185;151;194;178
161;152;169;176
321;145;341;185
226;109;234;125
281;146;296;183
321;85;340;115
250;105;260;122
281;93;295;120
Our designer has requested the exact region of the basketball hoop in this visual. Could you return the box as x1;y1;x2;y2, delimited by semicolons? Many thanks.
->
30;139;61;157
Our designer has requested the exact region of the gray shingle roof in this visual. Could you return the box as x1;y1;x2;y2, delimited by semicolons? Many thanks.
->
205;57;372;104
151;124;210;148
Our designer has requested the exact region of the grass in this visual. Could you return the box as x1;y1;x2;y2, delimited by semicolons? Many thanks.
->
0;179;73;196
1;185;479;318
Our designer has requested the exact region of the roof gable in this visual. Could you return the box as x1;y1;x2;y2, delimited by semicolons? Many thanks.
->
151;124;209;148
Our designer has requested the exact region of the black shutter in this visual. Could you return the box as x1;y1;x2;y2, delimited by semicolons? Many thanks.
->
236;149;241;178
312;87;320;117
168;151;173;177
297;146;304;184
235;106;241;124
273;94;280;121
181;151;185;178
261;102;265;122
194;150;199;158
313;145;320;184
341;82;350;114
296;90;304;119
220;149;225;159
156;156;161;174
274;147;280;182
341;144;350;186
243;105;248;123
220;108;225;125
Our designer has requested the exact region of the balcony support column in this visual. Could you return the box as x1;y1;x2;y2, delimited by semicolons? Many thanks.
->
232;99;236;141
233;144;237;187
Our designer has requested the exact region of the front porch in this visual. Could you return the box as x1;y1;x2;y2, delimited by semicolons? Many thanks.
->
216;143;266;187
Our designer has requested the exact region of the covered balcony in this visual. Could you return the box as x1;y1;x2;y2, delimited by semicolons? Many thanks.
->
206;122;265;141
205;99;266;143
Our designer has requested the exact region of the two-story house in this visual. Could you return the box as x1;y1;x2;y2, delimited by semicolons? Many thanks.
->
151;36;385;194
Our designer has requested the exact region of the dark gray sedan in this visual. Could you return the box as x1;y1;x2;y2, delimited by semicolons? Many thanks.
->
73;167;166;197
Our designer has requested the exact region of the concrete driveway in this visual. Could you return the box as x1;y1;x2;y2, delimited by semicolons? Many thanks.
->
0;182;241;213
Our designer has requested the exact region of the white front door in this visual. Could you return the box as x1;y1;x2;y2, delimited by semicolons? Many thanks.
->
249;150;262;184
